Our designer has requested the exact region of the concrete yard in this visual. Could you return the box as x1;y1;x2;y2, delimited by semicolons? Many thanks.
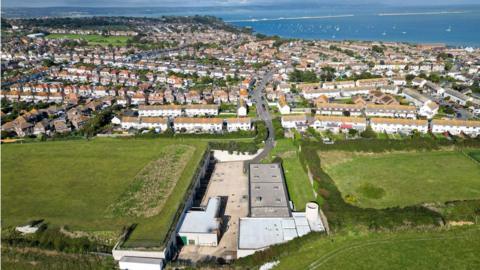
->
178;161;249;262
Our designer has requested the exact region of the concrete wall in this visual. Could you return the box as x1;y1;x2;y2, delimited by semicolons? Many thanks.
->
178;232;218;247
113;249;166;261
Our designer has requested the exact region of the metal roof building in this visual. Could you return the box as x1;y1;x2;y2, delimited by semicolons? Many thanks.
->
248;163;291;218
178;196;221;247
238;164;326;258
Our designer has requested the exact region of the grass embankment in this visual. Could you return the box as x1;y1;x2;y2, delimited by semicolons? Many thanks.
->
266;139;316;211
1;246;115;270
322;150;480;209
46;34;130;46
468;150;480;162
236;225;480;270
1;138;207;246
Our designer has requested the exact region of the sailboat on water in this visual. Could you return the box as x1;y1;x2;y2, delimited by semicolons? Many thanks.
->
446;25;452;32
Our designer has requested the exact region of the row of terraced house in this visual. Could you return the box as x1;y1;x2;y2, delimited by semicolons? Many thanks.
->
116;116;252;133
281;114;480;137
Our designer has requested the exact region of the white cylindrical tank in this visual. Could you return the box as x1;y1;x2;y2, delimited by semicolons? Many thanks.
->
305;202;319;222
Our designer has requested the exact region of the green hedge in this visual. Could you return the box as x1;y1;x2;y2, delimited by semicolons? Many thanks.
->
305;137;480;153
208;141;259;154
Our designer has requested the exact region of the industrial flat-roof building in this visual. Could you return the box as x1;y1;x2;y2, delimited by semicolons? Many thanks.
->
249;163;291;218
238;164;325;258
178;196;221;247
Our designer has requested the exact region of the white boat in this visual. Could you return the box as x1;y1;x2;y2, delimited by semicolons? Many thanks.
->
446;26;452;32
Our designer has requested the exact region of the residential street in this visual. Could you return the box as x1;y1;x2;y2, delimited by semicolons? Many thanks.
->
249;69;275;164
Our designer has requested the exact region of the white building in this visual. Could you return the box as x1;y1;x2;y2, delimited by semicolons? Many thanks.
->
238;203;324;258
311;116;367;133
370;118;428;134
402;88;431;107
139;117;168;132
138;105;182;117
119;257;163;270
178;197;221;247
316;103;363;117
277;96;291;115
302;88;341;99
121;116;140;130
365;104;417;119
412;77;427;87
443;89;472;106
111;116;122;125
173;117;223;133
238;164;325;258
226;117;252;132
322;80;356;89
431;119;480;137
184;104;219;117
392;77;407;86
340;87;372;97
281;114;308;130
419;100;439;119
424;81;445;96
237;100;248;117
355;78;389;88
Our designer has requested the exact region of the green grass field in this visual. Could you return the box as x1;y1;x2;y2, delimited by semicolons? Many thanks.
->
1;138;207;246
46;34;130;46
267;139;316;211
322;150;480;209
255;226;480;270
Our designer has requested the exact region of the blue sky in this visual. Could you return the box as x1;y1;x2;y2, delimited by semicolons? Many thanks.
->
2;0;479;8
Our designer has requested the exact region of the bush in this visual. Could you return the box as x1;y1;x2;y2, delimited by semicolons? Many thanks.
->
2;227;111;254
208;141;259;154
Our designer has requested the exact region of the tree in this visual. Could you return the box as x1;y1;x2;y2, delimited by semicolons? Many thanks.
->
360;126;377;138
288;69;319;83
445;62;453;71
320;66;336;82
372;45;384;54
406;74;415;81
42;59;55;67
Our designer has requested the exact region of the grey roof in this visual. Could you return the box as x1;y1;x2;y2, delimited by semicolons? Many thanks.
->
179;196;221;234
444;88;470;101
249;163;291;218
238;218;288;250
238;215;315;250
403;88;430;103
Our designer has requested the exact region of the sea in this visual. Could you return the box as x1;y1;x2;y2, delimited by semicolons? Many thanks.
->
3;4;480;47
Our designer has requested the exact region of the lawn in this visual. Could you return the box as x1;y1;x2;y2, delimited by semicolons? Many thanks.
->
45;34;130;46
250;226;480;270
1;138;207;246
267;139;316;211
321;150;480;209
